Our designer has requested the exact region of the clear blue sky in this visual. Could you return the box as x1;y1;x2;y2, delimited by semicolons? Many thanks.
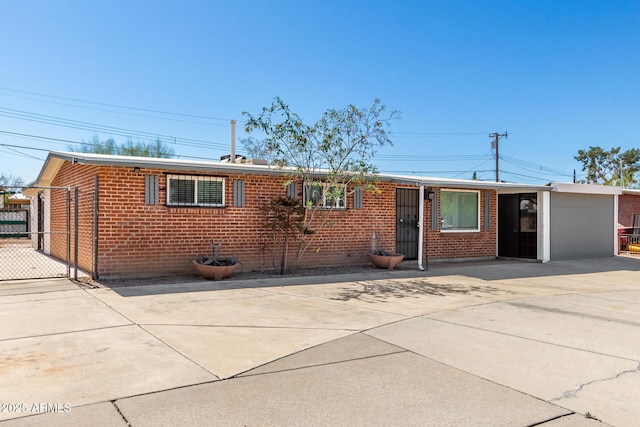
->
1;0;638;185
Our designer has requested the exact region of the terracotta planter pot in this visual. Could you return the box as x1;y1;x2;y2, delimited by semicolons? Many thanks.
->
192;260;239;280
367;253;405;269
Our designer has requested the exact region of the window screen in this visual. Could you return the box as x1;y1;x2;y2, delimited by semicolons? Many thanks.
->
167;175;224;206
440;190;479;231
303;183;346;209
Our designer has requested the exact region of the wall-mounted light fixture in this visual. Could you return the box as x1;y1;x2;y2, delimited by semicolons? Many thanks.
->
426;190;435;201
133;167;141;173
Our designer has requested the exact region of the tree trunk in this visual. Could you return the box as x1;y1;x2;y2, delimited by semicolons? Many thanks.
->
280;233;288;274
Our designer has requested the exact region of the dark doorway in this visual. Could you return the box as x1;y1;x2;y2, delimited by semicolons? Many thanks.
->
37;192;45;251
396;188;419;259
498;193;537;259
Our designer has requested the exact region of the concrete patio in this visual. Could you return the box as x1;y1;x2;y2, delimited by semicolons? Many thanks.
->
1;257;639;426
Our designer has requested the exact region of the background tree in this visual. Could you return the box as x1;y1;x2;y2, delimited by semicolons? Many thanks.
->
0;173;24;191
0;173;25;206
575;146;640;187
71;135;175;158
243;97;400;271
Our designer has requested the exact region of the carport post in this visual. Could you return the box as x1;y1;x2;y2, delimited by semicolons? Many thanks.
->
74;186;79;281
418;185;426;271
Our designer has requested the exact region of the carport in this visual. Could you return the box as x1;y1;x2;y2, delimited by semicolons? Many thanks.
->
497;183;621;262
549;184;619;259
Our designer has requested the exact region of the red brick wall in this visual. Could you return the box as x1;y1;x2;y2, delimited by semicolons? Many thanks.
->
50;162;498;278
619;194;640;228
425;188;496;261
50;163;100;274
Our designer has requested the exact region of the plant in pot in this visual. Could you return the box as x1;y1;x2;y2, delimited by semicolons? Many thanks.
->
368;250;405;269
192;239;239;280
367;231;405;269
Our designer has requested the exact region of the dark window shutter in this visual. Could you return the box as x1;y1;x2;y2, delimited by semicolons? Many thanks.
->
233;180;245;207
286;182;298;199
431;189;439;230
484;190;491;230
353;188;363;209
144;175;159;205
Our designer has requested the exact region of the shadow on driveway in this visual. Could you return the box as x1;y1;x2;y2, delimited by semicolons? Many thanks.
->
428;255;640;281
330;277;516;303
103;256;640;298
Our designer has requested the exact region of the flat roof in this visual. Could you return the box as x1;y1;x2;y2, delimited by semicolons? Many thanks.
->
33;151;568;192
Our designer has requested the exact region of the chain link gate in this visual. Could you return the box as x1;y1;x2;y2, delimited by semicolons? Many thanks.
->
0;185;93;281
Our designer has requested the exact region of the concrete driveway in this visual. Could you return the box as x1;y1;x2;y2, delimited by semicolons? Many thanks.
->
1;257;639;426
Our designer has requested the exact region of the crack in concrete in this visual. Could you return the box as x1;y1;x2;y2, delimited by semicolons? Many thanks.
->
111;400;132;426
509;302;640;327
549;362;640;402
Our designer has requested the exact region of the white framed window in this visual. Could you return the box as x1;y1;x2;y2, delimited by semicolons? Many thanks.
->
304;182;346;209
167;175;225;207
440;189;479;232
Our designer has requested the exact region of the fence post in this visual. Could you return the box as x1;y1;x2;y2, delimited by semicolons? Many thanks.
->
74;186;79;281
65;187;70;277
93;176;99;279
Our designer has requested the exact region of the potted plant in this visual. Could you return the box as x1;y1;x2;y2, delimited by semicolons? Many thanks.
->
192;239;239;280
367;250;405;269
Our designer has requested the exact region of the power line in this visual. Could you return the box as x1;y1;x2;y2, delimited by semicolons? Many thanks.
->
500;155;574;177
0;144;45;160
0;107;229;150
0;130;81;146
508;132;576;157
0;86;236;122
0;92;231;127
391;131;486;137
376;154;490;162
382;169;495;175
0;139;228;163
451;158;495;179
500;169;559;182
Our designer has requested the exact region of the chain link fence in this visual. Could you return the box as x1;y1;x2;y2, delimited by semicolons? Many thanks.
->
0;186;84;281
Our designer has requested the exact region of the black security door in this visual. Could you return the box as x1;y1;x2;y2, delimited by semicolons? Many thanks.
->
498;194;519;257
498;193;537;259
396;188;419;259
37;192;45;251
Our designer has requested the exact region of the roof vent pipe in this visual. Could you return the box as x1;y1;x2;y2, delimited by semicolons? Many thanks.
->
230;119;236;163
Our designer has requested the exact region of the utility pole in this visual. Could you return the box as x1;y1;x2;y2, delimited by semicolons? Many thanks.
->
490;132;508;182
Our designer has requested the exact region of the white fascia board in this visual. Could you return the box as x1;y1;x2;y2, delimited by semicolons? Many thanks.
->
41;151;559;191
45;151;295;177
386;175;549;191
549;182;622;195
35;154;66;186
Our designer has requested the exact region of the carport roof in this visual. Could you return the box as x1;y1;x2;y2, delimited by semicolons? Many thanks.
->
549;182;623;195
37;150;549;191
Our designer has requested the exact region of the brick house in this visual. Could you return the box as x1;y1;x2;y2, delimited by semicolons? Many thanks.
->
32;151;618;279
619;189;640;229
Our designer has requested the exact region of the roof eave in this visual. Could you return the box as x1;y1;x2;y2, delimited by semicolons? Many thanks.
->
383;175;550;191
46;151;295;177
